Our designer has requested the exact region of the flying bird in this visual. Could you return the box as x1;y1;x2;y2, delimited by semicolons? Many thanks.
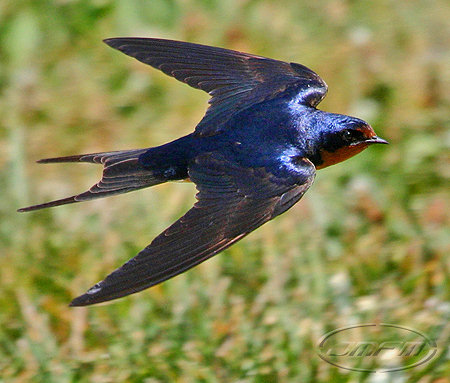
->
19;38;388;306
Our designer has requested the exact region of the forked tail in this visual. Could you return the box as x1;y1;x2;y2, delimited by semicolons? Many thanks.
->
18;149;163;212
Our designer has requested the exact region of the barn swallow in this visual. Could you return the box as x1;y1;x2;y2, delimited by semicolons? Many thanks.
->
19;38;388;306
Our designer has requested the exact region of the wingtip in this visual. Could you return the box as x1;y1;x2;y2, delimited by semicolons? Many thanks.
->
70;292;96;307
103;37;164;50
103;37;128;49
70;282;106;307
69;295;89;307
103;37;116;46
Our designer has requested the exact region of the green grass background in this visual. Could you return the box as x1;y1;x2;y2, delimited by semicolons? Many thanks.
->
0;0;448;382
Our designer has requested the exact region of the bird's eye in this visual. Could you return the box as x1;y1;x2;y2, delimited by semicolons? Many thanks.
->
342;130;353;141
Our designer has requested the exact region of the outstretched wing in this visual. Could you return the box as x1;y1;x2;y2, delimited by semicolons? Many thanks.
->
104;38;328;136
70;153;316;306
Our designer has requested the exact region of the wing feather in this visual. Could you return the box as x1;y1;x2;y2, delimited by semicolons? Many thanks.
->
104;38;327;136
70;154;316;306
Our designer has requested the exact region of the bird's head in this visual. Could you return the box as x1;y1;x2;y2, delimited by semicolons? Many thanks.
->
312;115;388;169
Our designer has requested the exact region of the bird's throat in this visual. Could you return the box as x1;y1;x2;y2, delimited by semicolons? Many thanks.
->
316;143;369;169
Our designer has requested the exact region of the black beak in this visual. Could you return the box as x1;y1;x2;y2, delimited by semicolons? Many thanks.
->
366;136;389;145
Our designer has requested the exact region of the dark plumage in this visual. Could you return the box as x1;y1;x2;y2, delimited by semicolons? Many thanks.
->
19;38;387;306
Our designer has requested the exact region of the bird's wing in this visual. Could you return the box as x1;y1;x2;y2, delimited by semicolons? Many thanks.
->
70;153;316;306
104;38;328;136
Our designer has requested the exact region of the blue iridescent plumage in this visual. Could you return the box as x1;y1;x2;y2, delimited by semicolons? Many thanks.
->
19;38;387;305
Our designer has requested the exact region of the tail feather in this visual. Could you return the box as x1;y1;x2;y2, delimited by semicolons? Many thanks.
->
37;149;143;164
19;149;164;212
18;196;80;212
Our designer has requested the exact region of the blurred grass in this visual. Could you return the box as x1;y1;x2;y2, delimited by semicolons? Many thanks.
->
0;0;449;382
